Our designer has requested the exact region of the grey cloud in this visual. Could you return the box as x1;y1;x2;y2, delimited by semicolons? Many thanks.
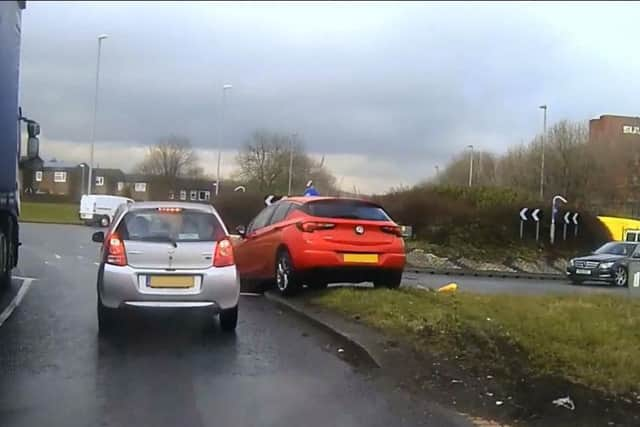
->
18;1;640;191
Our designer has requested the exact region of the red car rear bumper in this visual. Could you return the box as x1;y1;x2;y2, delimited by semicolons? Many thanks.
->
292;248;406;271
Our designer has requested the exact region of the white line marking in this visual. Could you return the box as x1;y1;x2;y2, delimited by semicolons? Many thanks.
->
77;255;84;260
13;276;37;281
44;261;49;265
0;278;35;328
240;292;262;297
94;262;100;266
54;254;61;259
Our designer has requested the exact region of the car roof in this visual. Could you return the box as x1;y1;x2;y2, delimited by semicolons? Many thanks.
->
126;201;215;213
283;196;376;205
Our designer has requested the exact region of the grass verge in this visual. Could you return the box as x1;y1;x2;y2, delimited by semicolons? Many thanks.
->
19;202;81;225
309;288;640;396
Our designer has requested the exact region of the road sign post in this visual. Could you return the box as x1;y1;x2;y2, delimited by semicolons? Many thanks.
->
573;213;579;237
563;212;571;241
532;208;541;241
519;208;528;239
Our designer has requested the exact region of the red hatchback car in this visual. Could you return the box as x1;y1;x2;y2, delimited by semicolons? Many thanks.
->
233;197;406;295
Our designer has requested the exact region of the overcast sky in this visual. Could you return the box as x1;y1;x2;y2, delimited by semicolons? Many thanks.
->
19;1;640;193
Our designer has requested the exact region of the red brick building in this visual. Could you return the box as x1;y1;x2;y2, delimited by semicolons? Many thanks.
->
589;114;640;145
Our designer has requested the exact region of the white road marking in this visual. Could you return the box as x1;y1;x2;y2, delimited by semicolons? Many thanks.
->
44;261;49;265
77;255;84;260
0;278;35;328
54;254;62;259
239;292;262;297
94;262;100;266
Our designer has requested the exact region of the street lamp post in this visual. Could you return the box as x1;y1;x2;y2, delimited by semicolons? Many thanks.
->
215;84;233;196
539;105;548;201
80;164;86;195
467;145;474;187
88;34;108;196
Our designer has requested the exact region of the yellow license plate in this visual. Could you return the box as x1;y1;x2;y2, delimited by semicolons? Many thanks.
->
343;253;379;263
149;275;194;288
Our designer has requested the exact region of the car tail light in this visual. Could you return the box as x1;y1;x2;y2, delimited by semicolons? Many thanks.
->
105;233;127;266
214;238;234;267
296;221;336;232
381;225;403;237
157;207;182;213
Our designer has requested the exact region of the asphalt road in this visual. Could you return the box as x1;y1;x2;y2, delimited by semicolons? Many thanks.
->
402;271;636;296
0;223;469;427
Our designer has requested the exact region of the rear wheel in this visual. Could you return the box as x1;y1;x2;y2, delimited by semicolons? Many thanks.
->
99;216;110;227
614;266;628;287
97;294;116;335
219;305;238;332
275;249;300;296
374;270;403;289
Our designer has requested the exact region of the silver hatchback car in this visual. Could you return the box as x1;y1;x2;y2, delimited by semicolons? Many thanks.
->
92;202;240;333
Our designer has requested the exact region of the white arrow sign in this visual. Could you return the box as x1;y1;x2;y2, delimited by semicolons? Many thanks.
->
264;195;275;206
520;208;528;221
564;212;571;224
572;213;579;225
532;208;540;222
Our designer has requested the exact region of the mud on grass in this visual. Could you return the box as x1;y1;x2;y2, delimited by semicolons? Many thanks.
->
309;288;640;426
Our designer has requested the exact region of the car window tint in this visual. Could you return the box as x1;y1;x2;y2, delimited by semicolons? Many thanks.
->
303;200;391;221
248;205;277;233
117;209;224;242
269;202;293;225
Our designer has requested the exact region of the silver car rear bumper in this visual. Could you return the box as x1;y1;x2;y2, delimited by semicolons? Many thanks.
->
99;264;240;310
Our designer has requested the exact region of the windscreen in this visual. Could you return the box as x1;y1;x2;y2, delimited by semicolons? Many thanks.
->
303;200;391;221
117;209;225;242
594;242;637;256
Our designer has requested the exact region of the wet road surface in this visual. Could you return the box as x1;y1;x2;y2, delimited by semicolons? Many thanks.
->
0;223;469;427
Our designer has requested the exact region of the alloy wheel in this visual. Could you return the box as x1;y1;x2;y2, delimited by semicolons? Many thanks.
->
614;267;627;287
276;255;290;292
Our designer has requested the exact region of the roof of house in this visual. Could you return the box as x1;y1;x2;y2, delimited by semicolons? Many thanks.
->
43;159;78;169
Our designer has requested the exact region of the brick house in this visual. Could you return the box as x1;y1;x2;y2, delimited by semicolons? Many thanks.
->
29;160;83;199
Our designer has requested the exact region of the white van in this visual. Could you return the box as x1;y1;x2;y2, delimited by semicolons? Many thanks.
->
79;195;134;227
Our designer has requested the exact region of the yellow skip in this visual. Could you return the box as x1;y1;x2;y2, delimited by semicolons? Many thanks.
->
437;283;458;293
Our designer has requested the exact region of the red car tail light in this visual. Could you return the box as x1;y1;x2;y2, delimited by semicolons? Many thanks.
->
105;233;127;266
296;221;336;232
380;225;403;237
214;238;235;267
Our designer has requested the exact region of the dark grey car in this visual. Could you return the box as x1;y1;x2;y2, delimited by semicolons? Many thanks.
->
566;241;640;287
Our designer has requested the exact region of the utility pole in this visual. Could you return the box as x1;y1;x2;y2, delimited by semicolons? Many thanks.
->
88;34;108;195
467;145;474;187
216;84;233;196
539;105;548;201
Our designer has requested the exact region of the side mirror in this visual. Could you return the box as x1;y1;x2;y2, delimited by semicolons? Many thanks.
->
27;137;39;159
92;231;105;243
235;225;246;238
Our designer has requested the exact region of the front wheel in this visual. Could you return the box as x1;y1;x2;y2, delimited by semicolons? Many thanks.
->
219;305;238;332
614;266;628;287
0;231;11;291
275;249;300;296
374;270;403;289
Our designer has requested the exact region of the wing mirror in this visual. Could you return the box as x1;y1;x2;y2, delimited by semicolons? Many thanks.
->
235;225;246;238
92;231;105;243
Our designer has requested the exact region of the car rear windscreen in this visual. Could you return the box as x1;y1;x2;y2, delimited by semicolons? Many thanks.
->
303;200;391;221
117;209;225;242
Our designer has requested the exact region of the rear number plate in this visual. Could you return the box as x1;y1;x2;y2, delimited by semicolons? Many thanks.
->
576;269;591;275
343;253;379;263
149;275;194;288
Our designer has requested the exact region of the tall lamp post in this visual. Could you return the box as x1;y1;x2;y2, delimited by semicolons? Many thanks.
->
215;84;233;196
88;34;108;196
287;133;297;196
539;104;548;201
467;144;474;187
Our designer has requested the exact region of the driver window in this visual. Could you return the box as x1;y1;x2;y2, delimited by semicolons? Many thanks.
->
247;205;277;234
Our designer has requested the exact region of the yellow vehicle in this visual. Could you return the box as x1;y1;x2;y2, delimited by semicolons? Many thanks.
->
597;216;640;242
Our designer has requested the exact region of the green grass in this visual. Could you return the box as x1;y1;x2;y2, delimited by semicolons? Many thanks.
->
19;202;81;225
310;288;640;395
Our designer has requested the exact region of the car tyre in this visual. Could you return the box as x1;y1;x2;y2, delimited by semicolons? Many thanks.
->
275;249;300;296
0;231;11;291
374;270;403;289
614;266;628;287
219;305;238;332
97;294;116;335
99;216;110;228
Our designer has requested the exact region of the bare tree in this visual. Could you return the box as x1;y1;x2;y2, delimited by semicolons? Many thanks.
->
137;135;202;178
235;130;337;194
